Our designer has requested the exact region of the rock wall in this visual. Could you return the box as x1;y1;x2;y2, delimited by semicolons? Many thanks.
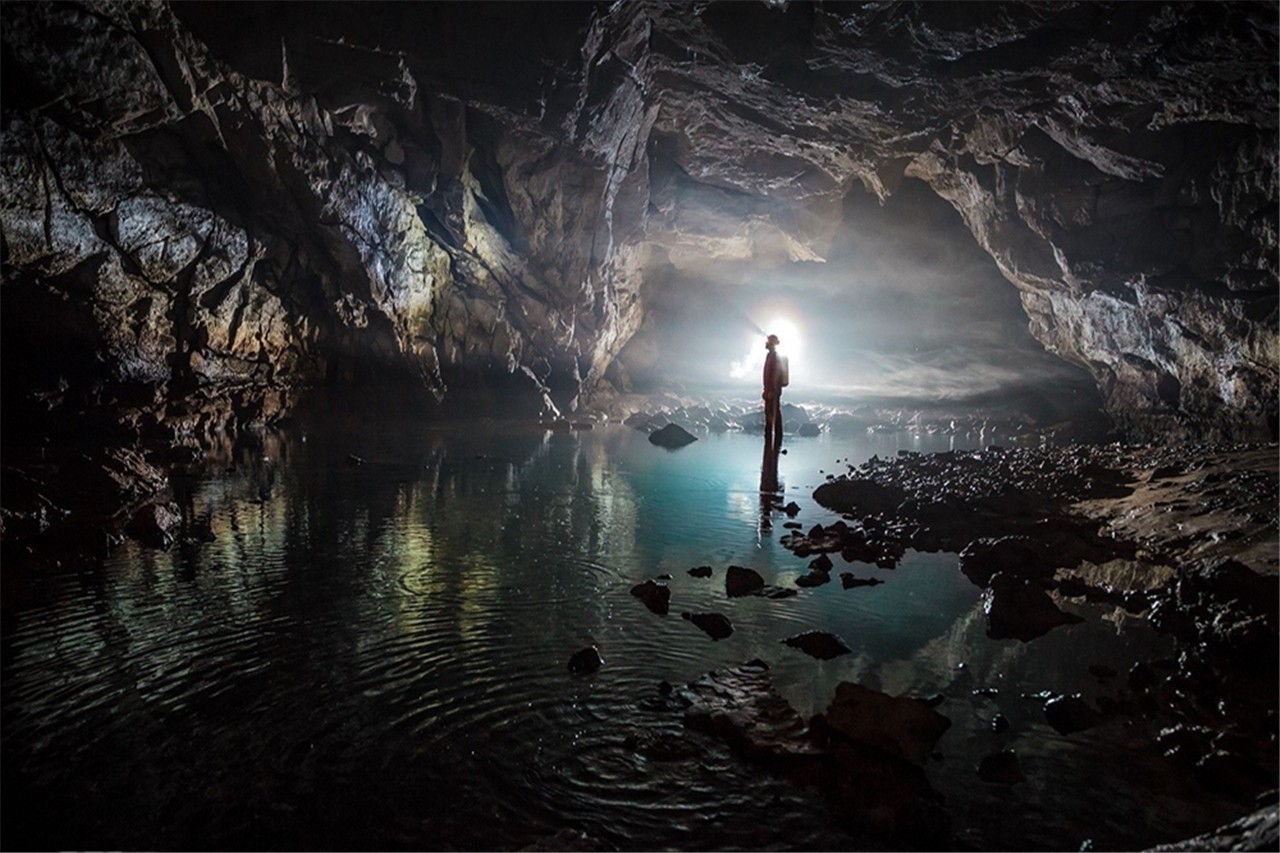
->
2;1;1275;440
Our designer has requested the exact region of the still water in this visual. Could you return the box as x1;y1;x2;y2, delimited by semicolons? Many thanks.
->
1;419;1243;850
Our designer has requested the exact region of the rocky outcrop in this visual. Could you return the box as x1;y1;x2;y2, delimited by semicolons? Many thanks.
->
2;1;1275;443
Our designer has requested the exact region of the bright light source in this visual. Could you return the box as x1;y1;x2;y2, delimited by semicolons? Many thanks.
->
728;313;803;381
765;317;801;361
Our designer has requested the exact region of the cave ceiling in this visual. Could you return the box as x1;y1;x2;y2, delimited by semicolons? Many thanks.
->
1;1;1275;439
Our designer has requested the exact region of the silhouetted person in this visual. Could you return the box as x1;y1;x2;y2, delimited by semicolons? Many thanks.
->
763;334;785;446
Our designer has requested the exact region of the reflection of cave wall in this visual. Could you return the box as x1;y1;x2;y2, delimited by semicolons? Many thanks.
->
1;2;1275;440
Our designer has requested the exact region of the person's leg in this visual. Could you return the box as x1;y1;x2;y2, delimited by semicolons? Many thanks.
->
764;395;777;445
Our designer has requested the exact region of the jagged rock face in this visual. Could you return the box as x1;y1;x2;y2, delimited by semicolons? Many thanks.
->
2;2;1275;439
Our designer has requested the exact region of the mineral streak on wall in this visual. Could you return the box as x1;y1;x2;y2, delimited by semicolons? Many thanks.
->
1;2;1275;440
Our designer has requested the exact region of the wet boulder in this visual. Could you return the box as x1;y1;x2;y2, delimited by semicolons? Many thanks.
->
782;630;851;660
821;682;952;764
687;565;713;578
682;611;733;640
809;553;833;572
982;572;1083;641
648;423;697;449
124;501;182;549
725;565;764;597
1043;694;1103;735
679;659;822;764
812;477;906;516
567;645;603;674
795;569;830;588
959;536;1056;587
630;579;671;615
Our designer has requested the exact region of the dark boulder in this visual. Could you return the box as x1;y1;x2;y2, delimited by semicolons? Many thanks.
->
687;565;713;578
982;572;1083;641
124;501;182;549
648;423;697;449
840;573;884;589
813;478;907;516
630;579;670;615
726;565;764;597
1043;694;1103;735
959;536;1055;587
782;630;851;660
681;611;733;640
809;553;833;572
567;645;603;674
795;570;830;588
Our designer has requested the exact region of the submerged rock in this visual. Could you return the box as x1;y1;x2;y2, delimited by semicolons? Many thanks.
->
678;659;821;764
821;681;952;764
782;631;851;660
567;645;603;674
630;579;670;615
681;611;733;640
648;423;697;449
840;573;884;589
687;565;713;578
795;570;830;588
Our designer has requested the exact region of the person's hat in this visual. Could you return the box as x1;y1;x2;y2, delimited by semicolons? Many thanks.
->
766;334;780;344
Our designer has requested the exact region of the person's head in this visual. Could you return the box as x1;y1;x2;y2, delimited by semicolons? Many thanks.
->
766;334;779;351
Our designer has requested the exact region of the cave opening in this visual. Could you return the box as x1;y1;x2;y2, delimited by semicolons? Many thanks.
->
621;173;1104;430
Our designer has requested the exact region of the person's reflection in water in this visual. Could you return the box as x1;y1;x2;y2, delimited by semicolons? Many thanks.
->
758;441;782;536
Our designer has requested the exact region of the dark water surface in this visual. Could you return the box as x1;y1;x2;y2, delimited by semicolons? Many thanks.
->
1;419;1245;850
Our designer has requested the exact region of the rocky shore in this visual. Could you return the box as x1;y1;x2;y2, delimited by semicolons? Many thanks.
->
636;431;1278;850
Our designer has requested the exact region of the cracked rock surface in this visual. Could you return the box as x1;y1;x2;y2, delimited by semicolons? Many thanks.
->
2;1;1275;442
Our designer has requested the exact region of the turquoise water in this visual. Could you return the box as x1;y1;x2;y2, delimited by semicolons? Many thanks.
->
0;419;1243;850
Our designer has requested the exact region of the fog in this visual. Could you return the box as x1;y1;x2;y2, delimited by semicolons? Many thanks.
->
628;179;1098;411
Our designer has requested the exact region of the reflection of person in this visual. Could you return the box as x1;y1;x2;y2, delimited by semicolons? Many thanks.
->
759;441;781;531
762;334;784;446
